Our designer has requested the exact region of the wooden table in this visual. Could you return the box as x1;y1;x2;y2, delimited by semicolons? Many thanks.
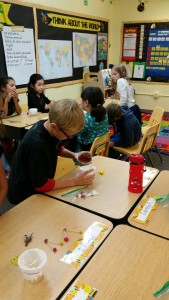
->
128;170;169;239
75;97;119;107
46;156;159;221
0;194;112;300
2;111;48;139
62;225;169;300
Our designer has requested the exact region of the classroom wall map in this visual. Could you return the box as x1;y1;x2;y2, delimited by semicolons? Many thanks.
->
0;1;108;87
38;40;72;79
73;32;97;68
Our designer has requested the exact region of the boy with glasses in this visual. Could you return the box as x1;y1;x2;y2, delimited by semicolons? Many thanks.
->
8;99;94;204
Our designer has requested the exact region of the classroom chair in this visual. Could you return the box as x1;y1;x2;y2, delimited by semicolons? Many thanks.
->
90;132;110;157
113;123;160;167
142;106;164;163
83;71;105;97
54;156;76;179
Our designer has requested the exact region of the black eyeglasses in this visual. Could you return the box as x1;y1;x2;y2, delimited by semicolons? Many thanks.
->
59;127;74;139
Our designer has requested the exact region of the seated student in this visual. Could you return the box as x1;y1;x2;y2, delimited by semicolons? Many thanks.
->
0;76;22;177
76;87;109;151
27;73;53;112
8;99;95;205
106;103;142;158
0;76;22;118
111;64;142;124
0;116;7;206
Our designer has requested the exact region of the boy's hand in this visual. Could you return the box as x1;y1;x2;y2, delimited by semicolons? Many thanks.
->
74;169;95;186
74;151;92;165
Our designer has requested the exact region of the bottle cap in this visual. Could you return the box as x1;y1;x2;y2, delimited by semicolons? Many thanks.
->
129;154;145;163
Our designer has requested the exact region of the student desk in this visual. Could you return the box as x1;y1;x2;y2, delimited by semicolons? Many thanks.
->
2;111;48;140
104;97;119;107
128;170;169;239
0;194;112;300
62;225;169;300
46;156;159;221
75;97;119;107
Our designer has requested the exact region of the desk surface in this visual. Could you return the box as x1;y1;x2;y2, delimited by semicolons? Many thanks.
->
128;170;169;239
75;97;119;107
0;194;112;300
2;111;48;128
63;225;169;300
46;156;159;220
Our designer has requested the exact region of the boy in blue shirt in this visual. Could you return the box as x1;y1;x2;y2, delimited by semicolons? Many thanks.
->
106;103;142;158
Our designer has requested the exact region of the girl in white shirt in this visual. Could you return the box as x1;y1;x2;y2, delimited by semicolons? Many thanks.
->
111;64;142;124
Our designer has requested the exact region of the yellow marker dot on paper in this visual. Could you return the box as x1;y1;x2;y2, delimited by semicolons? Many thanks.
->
71;290;77;296
98;169;105;175
76;240;82;245
84;284;92;293
93;239;98;244
78;255;84;261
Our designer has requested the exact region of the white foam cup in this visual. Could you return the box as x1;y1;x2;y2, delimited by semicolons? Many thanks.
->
18;248;47;283
29;108;38;115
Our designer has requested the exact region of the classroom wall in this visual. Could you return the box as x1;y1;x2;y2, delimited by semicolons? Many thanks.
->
18;0;115;103
112;0;169;111
18;0;169;111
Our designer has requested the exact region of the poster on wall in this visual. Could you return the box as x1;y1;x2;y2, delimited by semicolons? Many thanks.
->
98;32;108;60
0;1;35;84
38;40;72;79
122;61;134;78
145;29;169;79
122;21;169;82
133;62;146;78
0;0;108;87
2;25;36;85
122;27;137;61
73;32;97;68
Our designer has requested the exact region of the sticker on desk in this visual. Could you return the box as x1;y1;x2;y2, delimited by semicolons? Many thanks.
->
61;222;110;268
143;169;157;187
61;279;98;299
130;196;158;224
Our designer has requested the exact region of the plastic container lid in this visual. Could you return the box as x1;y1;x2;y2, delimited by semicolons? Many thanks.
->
129;154;145;163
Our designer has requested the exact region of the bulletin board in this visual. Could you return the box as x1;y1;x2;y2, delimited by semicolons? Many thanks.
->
122;20;169;83
0;0;109;90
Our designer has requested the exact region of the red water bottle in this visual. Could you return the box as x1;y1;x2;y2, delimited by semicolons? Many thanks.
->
128;154;145;193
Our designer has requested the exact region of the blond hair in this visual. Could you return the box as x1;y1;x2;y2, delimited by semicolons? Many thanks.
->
49;99;85;132
112;64;129;80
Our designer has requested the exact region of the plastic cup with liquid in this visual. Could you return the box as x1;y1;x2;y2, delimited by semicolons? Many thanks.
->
80;164;96;175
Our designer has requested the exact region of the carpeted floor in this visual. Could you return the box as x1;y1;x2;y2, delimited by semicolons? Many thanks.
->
142;112;169;155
